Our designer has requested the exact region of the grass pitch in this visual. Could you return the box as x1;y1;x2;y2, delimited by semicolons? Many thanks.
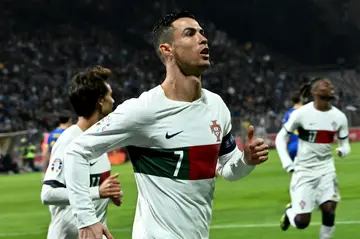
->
1;143;359;238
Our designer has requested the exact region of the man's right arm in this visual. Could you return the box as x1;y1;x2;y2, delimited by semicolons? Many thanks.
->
275;110;301;172
64;99;149;229
41;184;100;205
41;137;102;206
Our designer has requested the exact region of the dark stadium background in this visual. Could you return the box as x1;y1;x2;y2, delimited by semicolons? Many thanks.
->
0;1;360;238
1;0;360;160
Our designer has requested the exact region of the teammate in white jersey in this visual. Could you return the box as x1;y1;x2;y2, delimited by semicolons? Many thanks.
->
64;11;270;239
41;66;122;239
276;77;351;239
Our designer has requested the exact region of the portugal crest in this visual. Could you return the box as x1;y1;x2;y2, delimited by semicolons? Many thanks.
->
210;120;222;142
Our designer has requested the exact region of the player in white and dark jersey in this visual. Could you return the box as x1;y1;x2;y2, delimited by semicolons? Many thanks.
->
41;66;122;239
276;77;351;239
63;11;270;239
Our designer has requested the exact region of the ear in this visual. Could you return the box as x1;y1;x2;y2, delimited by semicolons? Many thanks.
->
98;97;104;107
311;87;317;96
159;43;172;59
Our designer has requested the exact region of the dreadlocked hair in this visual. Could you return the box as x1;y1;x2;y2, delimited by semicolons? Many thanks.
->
299;77;325;104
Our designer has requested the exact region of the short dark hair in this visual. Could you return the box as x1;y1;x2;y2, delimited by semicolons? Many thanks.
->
58;110;72;124
152;10;196;61
69;65;112;118
291;91;301;104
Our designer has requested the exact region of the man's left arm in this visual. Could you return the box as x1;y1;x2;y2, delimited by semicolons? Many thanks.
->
216;101;269;181
336;114;351;158
217;133;255;181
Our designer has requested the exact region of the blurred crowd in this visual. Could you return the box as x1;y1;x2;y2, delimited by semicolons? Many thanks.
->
1;1;358;136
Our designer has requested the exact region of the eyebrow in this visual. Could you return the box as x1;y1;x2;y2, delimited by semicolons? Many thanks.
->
183;27;204;34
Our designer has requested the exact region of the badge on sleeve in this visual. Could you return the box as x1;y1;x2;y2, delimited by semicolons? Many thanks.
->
51;158;63;173
95;115;111;132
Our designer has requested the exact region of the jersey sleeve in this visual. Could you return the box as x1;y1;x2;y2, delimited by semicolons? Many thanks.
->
64;98;151;229
283;109;301;133
216;98;255;181
338;113;349;139
335;113;351;158
218;99;234;156
43;143;66;187
42;138;101;205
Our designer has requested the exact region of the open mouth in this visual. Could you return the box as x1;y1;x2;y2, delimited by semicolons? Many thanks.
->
200;48;209;55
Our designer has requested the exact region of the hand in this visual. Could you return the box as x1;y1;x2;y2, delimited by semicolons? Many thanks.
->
244;125;269;165
111;190;123;207
99;173;121;199
78;222;113;239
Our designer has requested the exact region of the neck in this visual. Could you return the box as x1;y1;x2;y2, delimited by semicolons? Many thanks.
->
58;123;68;129
76;112;102;132
293;103;302;109
161;64;202;102
314;99;330;112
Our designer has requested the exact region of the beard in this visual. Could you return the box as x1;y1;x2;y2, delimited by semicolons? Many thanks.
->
319;95;335;101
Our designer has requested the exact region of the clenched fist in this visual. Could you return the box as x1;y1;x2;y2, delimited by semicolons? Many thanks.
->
244;125;269;165
99;173;122;206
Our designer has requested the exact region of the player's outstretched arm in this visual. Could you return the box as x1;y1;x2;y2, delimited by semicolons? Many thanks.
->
64;99;148;230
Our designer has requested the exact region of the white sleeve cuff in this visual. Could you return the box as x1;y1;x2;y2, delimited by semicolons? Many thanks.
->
90;187;100;200
217;148;255;181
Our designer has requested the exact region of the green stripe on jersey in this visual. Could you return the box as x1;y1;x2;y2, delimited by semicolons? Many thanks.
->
127;144;220;180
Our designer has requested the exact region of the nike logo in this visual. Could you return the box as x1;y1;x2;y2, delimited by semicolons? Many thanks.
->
89;161;98;167
165;131;183;139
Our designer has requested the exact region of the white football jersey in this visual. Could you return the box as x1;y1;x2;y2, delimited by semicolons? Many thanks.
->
283;102;349;174
43;125;110;239
64;85;251;239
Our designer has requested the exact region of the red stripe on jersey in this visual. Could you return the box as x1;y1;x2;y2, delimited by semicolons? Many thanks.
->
316;130;336;143
188;144;221;180
100;170;111;184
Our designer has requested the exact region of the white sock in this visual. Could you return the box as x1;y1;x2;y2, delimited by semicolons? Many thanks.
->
319;225;335;239
286;207;297;227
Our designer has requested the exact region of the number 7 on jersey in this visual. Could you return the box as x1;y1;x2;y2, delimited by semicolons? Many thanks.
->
173;151;184;177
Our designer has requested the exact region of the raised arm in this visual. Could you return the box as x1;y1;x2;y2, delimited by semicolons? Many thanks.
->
217;101;268;181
